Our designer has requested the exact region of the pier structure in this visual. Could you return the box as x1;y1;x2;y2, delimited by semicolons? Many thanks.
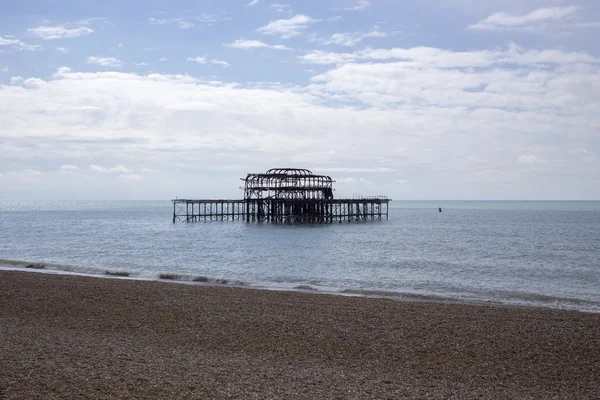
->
172;168;390;224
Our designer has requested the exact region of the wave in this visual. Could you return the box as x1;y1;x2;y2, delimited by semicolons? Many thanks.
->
2;258;599;313
0;258;245;286
339;288;453;302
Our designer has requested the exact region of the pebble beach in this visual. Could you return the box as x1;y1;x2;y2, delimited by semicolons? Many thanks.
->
1;270;599;399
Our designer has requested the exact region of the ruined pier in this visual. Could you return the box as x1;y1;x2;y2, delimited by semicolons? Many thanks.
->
172;168;390;224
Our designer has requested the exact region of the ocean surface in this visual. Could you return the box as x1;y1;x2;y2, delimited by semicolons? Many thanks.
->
1;200;599;312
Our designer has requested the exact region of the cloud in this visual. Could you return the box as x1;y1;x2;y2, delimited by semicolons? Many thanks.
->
300;44;600;66
148;17;195;29
134;62;149;67
257;14;317;39
187;57;230;67
318;167;394;173
87;56;123;67
5;169;45;179
270;3;292;13
119;174;144;182
178;21;195;29
159;57;168;62
469;6;580;31
187;56;207;64
89;164;130;173
305;49;600;113
226;39;291;50
344;0;370;11
319;29;388;47
148;14;228;28
2;56;599;199
56;47;69;53
1;66;7;73
209;59;230;68
10;76;23;85
518;154;538;165
322;33;363;47
59;164;78;171
246;0;259;6
28;26;94;40
397;179;410;184
193;13;229;25
336;177;356;183
23;78;47;88
0;36;39;51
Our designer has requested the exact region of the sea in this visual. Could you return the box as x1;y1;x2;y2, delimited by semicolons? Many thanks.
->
1;200;599;313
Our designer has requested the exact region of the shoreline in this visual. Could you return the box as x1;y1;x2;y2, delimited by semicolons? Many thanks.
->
1;258;599;314
1;270;600;398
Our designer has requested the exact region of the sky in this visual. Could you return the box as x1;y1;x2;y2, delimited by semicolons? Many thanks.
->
1;0;599;200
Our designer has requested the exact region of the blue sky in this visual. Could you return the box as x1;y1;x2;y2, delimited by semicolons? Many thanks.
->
1;0;599;200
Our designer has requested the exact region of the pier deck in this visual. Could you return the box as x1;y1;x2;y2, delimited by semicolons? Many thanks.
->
172;198;390;223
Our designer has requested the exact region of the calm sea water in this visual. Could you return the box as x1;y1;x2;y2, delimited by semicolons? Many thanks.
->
1;200;599;312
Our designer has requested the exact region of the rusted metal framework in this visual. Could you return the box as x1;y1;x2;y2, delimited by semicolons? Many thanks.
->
243;168;334;200
172;168;390;224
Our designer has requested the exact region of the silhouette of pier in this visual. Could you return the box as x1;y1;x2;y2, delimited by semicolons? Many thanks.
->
172;168;390;224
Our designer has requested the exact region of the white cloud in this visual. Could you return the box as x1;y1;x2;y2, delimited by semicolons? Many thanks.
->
226;39;291;50
193;13;229;25
209;59;230;68
345;0;370;11
28;26;94;40
270;3;292;13
10;76;23;85
87;56;123;67
518;154;538;164
246;0;259;6
300;44;600;66
257;14;317;39
89;164;130;173
299;50;355;64
148;14;228;28
187;56;207;64
319;29;388;47
397;179;410;184
336;177;357;183
322;33;363;47
187;57;230;67
148;18;195;29
23;78;47;88
119;174;144;181
59;164;78;171
134;62;149;67
469;6;580;31
1;57;599;199
178;21;195;29
159;57;168;62
365;30;388;38
1;66;7;73
0;36;39;51
466;156;487;165
318;167;394;173
1;169;45;180
56;47;69;53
